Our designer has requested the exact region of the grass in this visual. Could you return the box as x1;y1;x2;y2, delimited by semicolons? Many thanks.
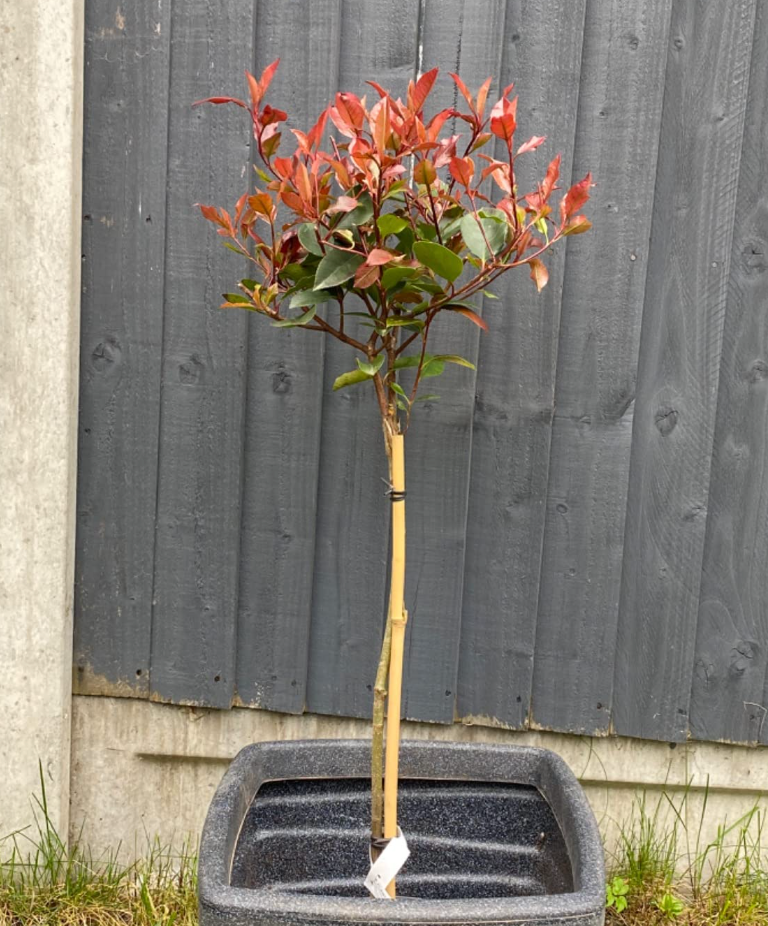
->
606;784;768;925
0;766;197;925
3;768;768;924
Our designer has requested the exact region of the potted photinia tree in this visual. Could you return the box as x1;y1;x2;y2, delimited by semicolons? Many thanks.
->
195;62;604;926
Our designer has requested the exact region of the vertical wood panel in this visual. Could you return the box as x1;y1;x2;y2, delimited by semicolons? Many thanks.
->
614;0;757;742
75;0;171;697
235;1;342;715
304;0;421;718
530;0;673;734
401;0;508;724
148;1;254;708
688;3;768;746
456;0;586;729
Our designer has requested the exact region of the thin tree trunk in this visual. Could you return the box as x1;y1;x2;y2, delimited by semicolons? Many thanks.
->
370;613;392;857
383;432;407;897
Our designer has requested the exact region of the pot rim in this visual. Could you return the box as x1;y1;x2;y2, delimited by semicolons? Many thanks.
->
199;739;605;924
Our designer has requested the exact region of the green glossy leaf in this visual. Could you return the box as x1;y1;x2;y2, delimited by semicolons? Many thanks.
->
314;250;365;289
290;289;331;309
460;213;508;259
377;214;409;238
381;266;419;290
392;354;429;370
414;393;440;402
356;354;385;376
417;222;437;241
390;382;408;399
281;261;315;282
240;279;259;291
223;293;251;304
413;241;463;282
298;223;324;256
395;227;415;256
421;359;445;377
338;194;373;229
271;306;317;328
255;167;271;183
383;180;407;201
440;215;464;239
433;354;476;370
333;369;371;391
386;316;424;329
223;241;244;255
481;289;499;300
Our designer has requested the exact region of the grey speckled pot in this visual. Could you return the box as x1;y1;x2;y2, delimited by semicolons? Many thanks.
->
198;739;605;926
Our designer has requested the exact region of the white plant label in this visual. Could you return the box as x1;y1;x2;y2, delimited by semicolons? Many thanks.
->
364;827;410;899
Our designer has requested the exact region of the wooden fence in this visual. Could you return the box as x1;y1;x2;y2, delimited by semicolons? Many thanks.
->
74;0;768;745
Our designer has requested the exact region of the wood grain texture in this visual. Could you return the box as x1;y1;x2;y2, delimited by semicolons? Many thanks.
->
400;0;508;724
75;0;171;697
148;1;254;708
235;1;342;715
530;0;673;734
304;0;421;719
456;0;586;729
685;4;768;745
613;0;757;742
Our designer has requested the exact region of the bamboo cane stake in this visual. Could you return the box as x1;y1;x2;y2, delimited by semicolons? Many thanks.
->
384;432;407;898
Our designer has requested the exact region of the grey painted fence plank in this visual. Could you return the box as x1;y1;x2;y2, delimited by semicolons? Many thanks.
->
75;0;171;697
614;0;757;742
530;0;673;734
304;0;421;719
148;1;254;708
234;2;342;715
688;3;768;747
400;0;508;724
456;0;586;730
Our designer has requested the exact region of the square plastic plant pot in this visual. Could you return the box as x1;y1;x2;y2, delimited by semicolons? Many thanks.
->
198;739;605;926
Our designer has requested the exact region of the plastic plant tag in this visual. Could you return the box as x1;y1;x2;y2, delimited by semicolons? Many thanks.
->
364;827;410;899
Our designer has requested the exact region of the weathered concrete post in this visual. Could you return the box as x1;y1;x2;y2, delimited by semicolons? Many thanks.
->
0;0;84;840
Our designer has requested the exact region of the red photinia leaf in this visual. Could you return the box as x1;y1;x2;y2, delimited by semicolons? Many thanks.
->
449;156;474;187
261;130;281;158
327;195;359;214
197;204;227;227
434;134;460;169
248;192;274;218
294;162;312;203
366;80;389;100
258;59;280;99
480;158;511;194
517;135;546;156
426;108;454;142
541;154;561;199
414;158;436;185
475;77;492;120
449;306;489;331
529;257;549;292
192;95;247;109
490;96;517;143
354;262;380;289
335;92;366;133
409;67;439;112
365;248;397;266
246;71;261;109
372;98;391;153
563;215;592;236
260;105;287;126
280;189;303;212
560;172;593;224
449;72;474;111
273;156;293;180
306;108;329;150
